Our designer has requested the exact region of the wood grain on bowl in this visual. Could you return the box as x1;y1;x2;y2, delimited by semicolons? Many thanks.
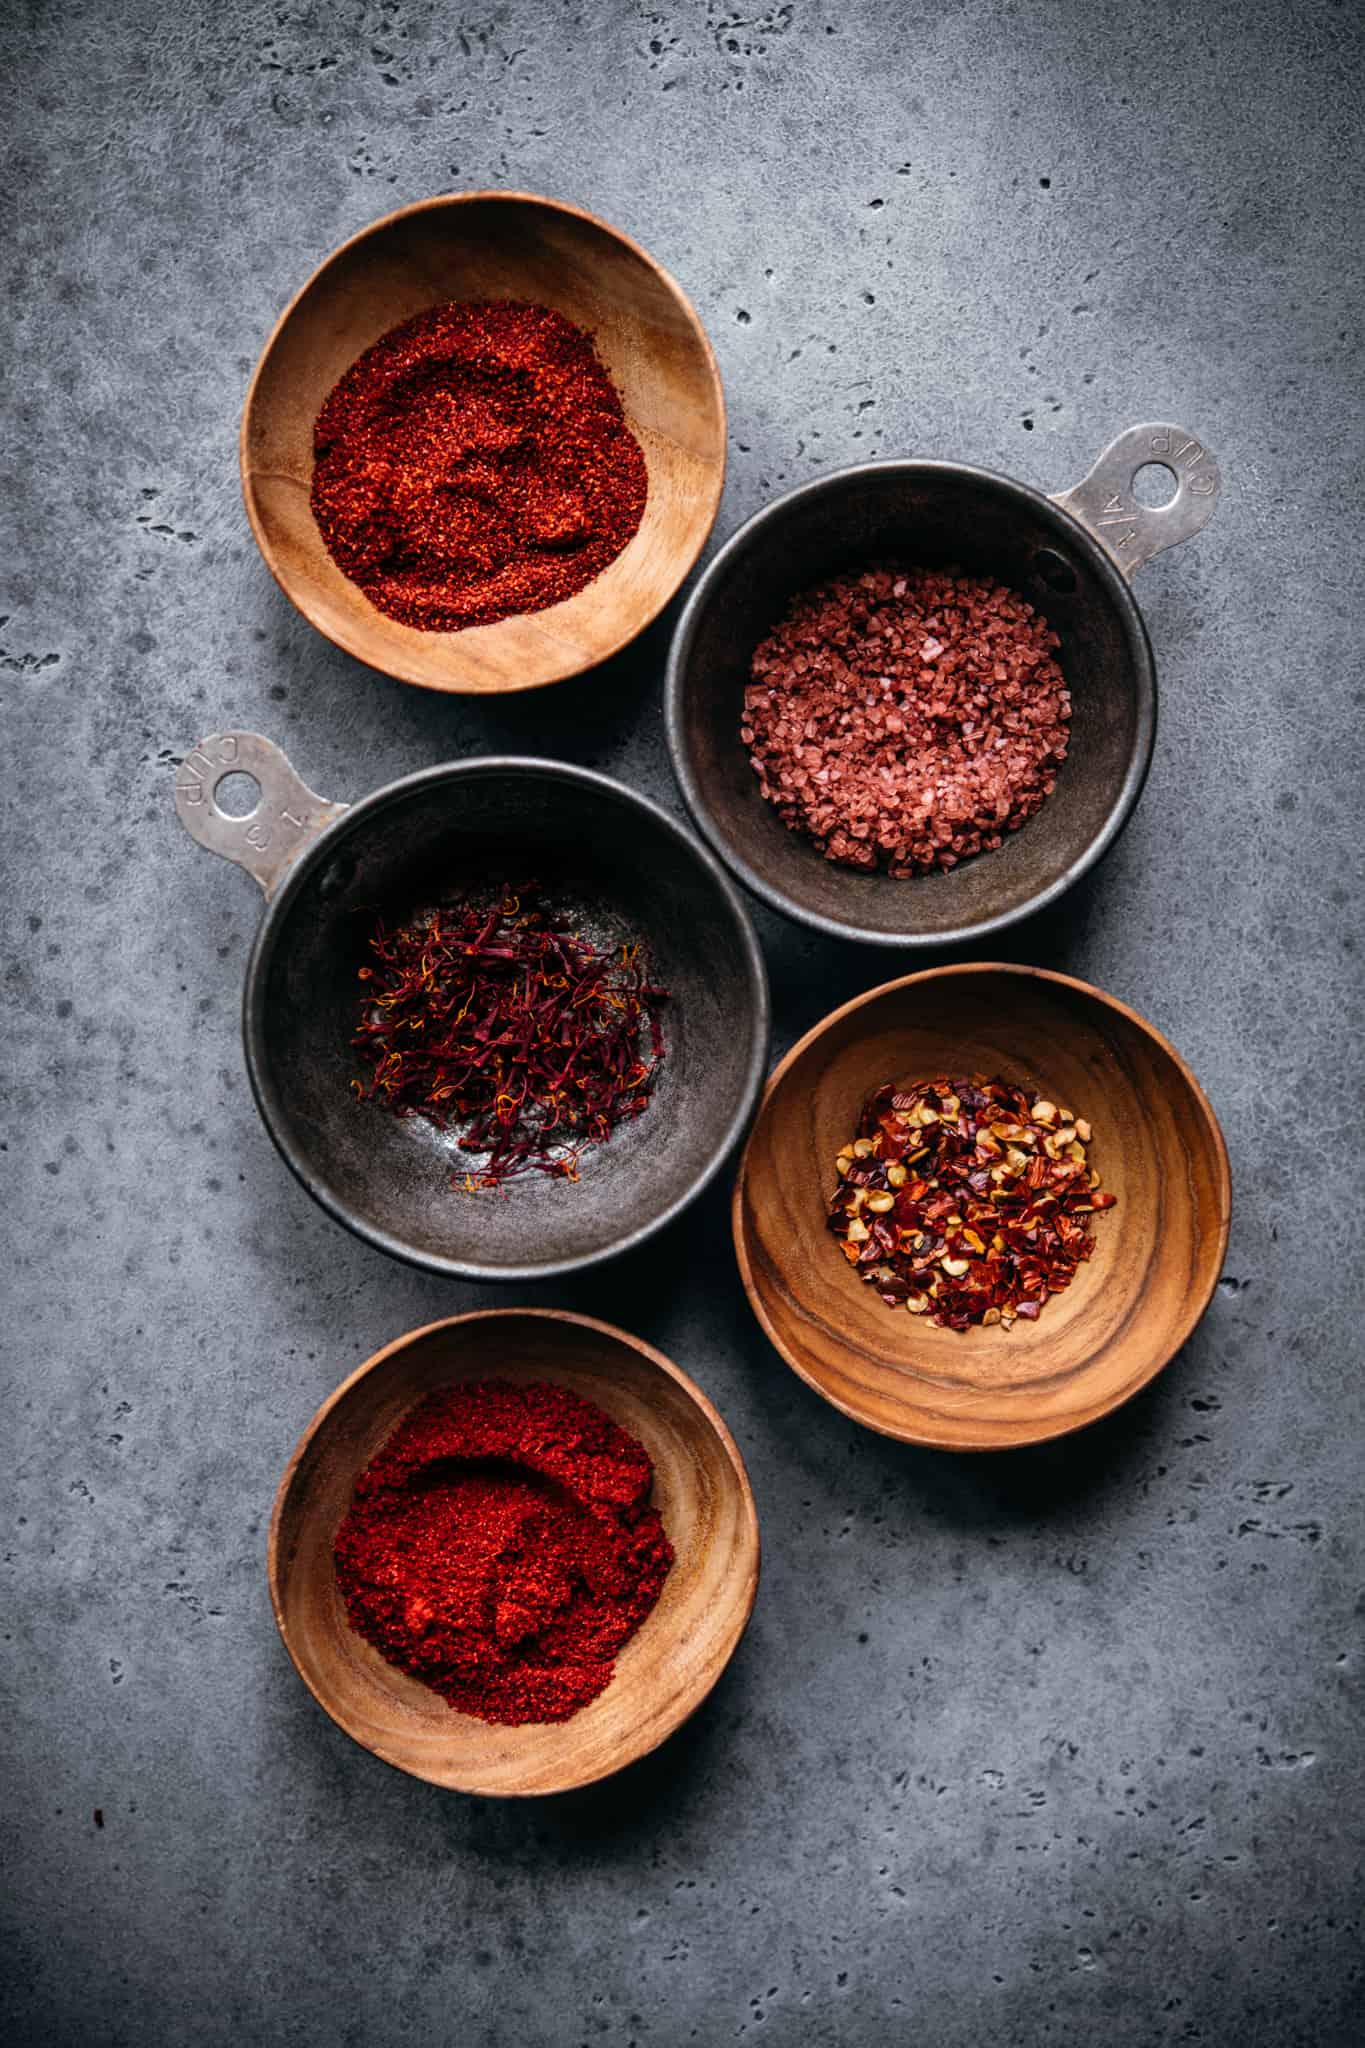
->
242;192;725;693
733;965;1230;1450
268;1311;759;1795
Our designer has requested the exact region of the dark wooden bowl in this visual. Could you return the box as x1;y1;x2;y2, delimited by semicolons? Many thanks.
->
242;192;726;694
733;965;1230;1449
665;452;1198;946
269;1311;760;1795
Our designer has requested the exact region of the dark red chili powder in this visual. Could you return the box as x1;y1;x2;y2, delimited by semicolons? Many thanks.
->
333;1380;673;1724
311;300;648;631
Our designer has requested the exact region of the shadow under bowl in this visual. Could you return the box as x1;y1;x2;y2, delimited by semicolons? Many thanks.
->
269;1310;761;1795
666;461;1156;945
733;965;1230;1449
243;191;726;693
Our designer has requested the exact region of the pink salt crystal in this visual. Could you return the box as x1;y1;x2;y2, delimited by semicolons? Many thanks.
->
740;563;1069;877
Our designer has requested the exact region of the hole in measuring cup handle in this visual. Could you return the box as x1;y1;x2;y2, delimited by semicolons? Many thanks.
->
1050;424;1220;579
174;731;349;897
213;770;263;818
1132;462;1179;507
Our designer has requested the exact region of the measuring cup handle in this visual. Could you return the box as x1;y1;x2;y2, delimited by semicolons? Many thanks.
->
173;732;348;897
1050;424;1221;580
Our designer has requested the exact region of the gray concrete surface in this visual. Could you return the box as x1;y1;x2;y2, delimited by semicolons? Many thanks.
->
4;2;1363;2042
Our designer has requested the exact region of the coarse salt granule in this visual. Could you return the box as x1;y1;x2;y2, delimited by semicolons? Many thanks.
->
741;565;1071;875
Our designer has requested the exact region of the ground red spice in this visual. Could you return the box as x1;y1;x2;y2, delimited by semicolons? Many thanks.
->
742;565;1070;874
311;300;648;631
333;1380;673;1724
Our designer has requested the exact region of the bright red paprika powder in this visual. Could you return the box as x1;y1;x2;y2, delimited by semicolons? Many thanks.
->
333;1380;673;1725
310;300;648;632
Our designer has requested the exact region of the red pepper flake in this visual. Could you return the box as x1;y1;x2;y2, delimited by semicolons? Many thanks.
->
742;565;1070;875
333;1380;673;1724
311;300;648;631
350;881;668;1192
827;1077;1116;1330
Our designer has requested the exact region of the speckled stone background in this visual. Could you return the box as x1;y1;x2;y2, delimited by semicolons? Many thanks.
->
4;1;1363;2042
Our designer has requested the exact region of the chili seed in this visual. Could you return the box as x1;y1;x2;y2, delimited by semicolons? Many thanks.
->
825;1074;1119;1333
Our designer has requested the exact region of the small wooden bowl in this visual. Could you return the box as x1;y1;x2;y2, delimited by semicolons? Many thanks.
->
242;193;726;694
734;966;1230;1450
269;1311;759;1795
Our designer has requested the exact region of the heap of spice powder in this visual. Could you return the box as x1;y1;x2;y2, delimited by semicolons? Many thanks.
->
350;882;667;1190
827;1076;1116;1330
334;1380;673;1725
742;565;1070;874
311;300;648;631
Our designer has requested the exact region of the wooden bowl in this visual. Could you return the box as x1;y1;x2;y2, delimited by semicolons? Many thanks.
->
242;193;726;694
269;1310;760;1795
734;966;1230;1450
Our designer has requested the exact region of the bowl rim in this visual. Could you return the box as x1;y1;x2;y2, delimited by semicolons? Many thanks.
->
663;456;1157;946
731;960;1232;1450
267;1307;762;1797
242;754;772;1281
240;189;728;695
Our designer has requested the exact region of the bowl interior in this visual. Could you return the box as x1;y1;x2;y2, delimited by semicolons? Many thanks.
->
244;194;725;692
270;1312;759;1794
735;968;1228;1447
250;765;766;1276
669;467;1150;939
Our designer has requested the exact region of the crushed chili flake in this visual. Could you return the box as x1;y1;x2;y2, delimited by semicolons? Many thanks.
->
742;565;1070;875
827;1076;1116;1330
311;300;647;631
333;1380;673;1725
350;882;668;1191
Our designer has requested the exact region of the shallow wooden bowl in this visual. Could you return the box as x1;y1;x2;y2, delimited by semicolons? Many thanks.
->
269;1310;760;1795
734;966;1230;1450
242;193;726;693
